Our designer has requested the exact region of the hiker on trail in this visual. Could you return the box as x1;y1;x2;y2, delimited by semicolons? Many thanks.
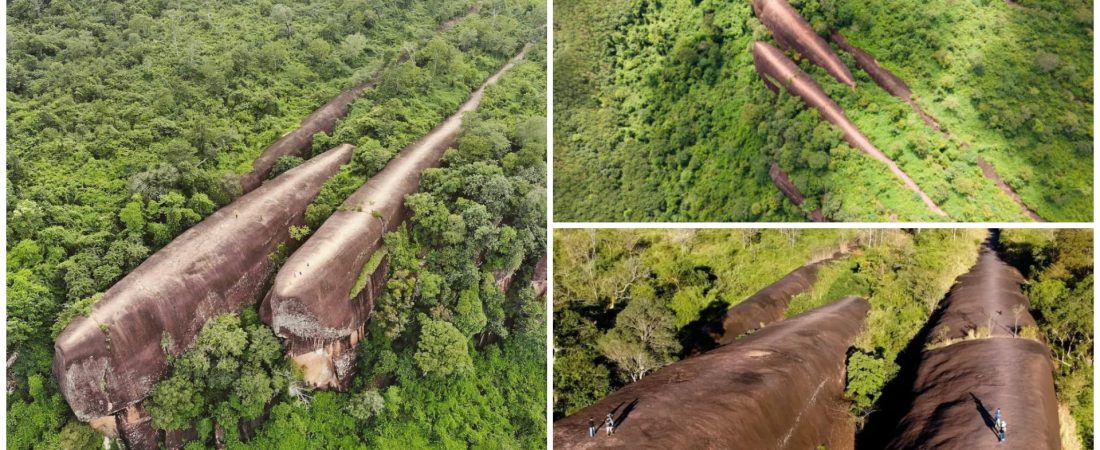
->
588;418;596;438
605;413;615;436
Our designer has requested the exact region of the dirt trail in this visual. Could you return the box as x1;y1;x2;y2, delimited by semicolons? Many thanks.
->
239;7;478;193
753;42;947;217
554;296;869;450
884;235;1060;449
262;44;533;389
769;163;826;222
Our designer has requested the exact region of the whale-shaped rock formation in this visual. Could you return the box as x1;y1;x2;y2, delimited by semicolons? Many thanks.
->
752;41;947;217
752;0;855;88
262;45;532;389
714;250;845;345
829;32;911;99
886;237;1060;449
238;86;375;193
52;144;354;446
237;8;477;193
769;163;826;222
554;296;869;449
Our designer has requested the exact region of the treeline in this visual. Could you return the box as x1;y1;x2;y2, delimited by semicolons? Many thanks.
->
824;230;985;421
553;0;1090;221
1001;229;1093;447
7;0;546;447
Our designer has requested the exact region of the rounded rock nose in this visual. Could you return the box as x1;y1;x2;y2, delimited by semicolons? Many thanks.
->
752;41;774;54
269;267;308;311
53;317;113;420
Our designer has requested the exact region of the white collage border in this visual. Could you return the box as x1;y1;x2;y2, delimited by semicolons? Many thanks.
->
541;0;1100;448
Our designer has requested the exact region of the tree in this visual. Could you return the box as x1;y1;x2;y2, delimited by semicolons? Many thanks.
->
846;351;887;413
270;4;294;37
453;285;487;336
351;138;392;176
598;332;655;383
594;292;678;385
614;295;680;358
270;156;304;179
416;37;458;74
148;376;205;430
346;389;385;422
414;317;473;377
148;313;286;436
119;196;146;234
338;33;368;62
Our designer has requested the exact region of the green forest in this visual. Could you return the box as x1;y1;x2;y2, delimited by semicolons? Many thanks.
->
554;0;1092;222
552;228;1093;447
7;0;547;448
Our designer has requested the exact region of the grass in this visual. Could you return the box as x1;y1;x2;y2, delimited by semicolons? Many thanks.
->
350;251;387;299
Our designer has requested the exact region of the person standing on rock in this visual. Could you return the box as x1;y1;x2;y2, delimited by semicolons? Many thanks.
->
605;413;616;436
588;418;597;438
994;409;1006;442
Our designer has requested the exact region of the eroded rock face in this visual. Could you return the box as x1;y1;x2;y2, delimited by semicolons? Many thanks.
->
117;404;156;450
531;255;548;297
887;238;1060;449
554;296;869;449
53;145;353;426
263;45;533;389
752;0;855;88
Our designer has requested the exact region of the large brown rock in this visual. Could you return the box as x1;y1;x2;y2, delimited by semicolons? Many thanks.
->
715;251;844;345
238;86;372;193
888;339;1060;450
927;244;1034;341
887;238;1060;449
830;32;911;99
752;41;947;217
554;296;869;449
263;45;532;389
752;0;855;87
53;144;353;424
769;162;826;222
531;254;548;297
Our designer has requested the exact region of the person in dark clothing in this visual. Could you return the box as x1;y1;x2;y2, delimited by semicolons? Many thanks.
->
588;418;596;438
605;413;615;436
994;408;1006;442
